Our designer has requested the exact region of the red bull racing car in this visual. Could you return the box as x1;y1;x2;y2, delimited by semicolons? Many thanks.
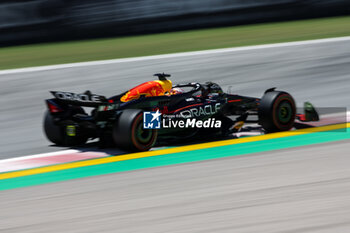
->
44;73;319;151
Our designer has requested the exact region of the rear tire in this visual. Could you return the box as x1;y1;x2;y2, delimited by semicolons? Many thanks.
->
258;91;296;132
43;111;88;146
44;111;64;145
113;109;157;151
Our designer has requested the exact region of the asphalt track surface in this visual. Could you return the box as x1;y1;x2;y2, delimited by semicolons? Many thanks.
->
0;38;350;232
1;38;350;158
1;140;350;232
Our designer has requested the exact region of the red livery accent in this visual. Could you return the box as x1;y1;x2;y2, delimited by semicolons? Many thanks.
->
171;103;204;113
47;101;63;113
228;99;242;103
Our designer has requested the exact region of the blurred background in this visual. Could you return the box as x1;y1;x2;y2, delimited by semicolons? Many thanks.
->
1;0;350;46
1;2;350;232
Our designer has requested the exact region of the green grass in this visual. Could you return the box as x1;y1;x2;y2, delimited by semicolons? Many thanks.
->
1;16;350;70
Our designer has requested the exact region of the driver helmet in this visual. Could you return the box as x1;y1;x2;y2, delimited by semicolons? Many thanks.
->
169;87;184;95
206;82;223;94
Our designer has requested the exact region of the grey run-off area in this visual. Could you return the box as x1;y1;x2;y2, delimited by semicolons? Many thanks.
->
1;140;350;232
0;39;350;158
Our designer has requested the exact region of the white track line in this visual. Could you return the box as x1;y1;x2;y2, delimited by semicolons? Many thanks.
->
1;36;350;76
0;37;349;165
0;150;79;164
1;112;348;164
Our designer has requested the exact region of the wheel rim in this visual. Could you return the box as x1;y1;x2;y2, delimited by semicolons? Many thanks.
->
131;114;155;148
135;121;153;144
277;101;293;124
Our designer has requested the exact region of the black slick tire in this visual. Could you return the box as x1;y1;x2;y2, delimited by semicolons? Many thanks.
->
258;91;296;132
43;111;88;146
113;109;157;151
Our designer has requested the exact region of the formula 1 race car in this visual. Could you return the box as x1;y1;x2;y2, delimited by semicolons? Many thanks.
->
44;73;319;151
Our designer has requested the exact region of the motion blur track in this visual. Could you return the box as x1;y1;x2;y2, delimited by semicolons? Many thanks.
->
1;36;350;189
0;123;349;190
1;36;350;158
1;37;350;233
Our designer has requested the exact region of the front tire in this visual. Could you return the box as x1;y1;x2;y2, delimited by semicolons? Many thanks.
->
258;91;296;132
113;109;157;151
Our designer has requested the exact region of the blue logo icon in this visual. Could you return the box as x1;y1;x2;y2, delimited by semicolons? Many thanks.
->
143;110;161;129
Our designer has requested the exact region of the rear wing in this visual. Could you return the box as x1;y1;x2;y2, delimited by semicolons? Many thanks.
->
50;91;108;107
